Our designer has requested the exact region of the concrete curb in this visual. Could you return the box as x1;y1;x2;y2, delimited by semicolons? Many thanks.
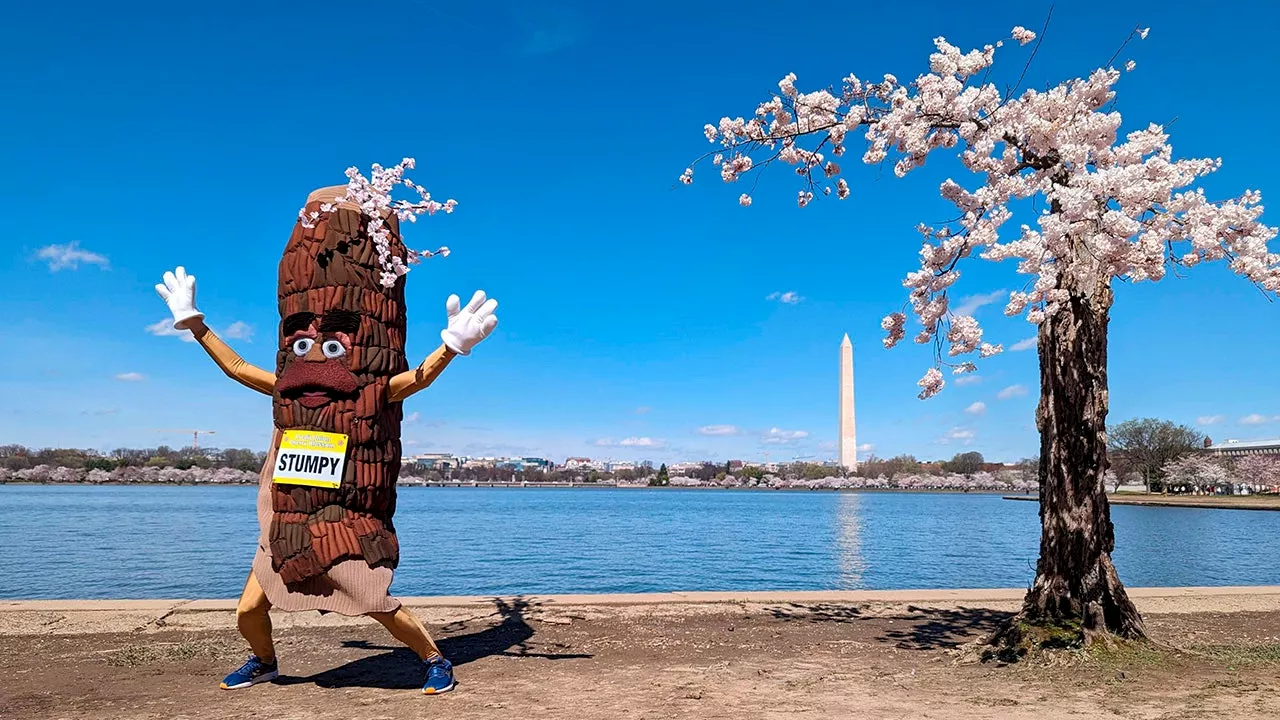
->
4;585;1279;614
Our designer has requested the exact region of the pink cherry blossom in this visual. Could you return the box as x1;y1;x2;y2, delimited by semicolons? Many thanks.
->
739;194;753;207
917;368;945;399
298;158;456;287
684;24;1279;396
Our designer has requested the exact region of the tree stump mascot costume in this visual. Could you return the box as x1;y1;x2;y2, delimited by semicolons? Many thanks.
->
154;181;497;695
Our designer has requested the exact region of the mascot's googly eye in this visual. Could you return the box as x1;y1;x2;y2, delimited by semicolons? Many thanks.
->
322;340;346;359
292;338;315;356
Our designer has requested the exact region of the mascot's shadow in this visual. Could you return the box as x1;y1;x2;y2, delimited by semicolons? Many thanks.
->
275;597;592;690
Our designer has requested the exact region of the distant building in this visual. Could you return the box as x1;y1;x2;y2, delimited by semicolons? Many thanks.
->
564;457;593;470
607;461;636;472
669;461;704;474
1204;439;1280;458
497;457;552;471
405;453;460;470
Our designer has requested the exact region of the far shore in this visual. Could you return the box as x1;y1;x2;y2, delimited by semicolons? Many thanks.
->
0;481;1026;495
1005;493;1280;511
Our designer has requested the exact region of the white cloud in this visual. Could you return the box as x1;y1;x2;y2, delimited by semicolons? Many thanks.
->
635;406;652;415
965;401;987;416
997;384;1028;400
952;289;1007;317
1009;337;1037;352
1197;415;1225;426
955;375;983;387
405;411;421;423
222;321;255;342
146;319;196;343
766;291;803;304
699;425;741;436
940;427;976;445
114;372;146;382
594;436;665;449
36;242;109;271
1239;414;1276;426
857;443;875;453
762;427;809;445
146;319;252;344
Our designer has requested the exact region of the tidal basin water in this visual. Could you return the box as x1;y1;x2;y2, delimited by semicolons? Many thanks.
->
2;486;1277;600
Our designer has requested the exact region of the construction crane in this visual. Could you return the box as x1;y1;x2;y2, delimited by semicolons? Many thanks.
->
155;429;217;450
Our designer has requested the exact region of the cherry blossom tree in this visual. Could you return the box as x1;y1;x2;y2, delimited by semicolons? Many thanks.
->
683;21;1280;651
298;158;455;287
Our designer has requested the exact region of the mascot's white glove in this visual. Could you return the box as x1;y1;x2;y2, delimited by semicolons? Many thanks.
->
441;290;498;356
154;266;206;330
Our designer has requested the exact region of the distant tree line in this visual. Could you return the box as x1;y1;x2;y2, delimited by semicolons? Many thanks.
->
0;444;267;472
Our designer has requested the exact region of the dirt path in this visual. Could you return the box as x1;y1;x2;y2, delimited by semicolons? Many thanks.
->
4;593;1280;719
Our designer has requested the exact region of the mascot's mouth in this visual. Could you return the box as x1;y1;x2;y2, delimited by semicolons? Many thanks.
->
294;388;339;408
277;362;359;409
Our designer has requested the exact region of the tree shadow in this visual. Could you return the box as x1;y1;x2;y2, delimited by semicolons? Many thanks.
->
879;606;1011;650
765;602;865;624
276;596;592;690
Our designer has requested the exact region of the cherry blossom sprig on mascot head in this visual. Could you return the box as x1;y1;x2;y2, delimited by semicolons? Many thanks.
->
299;158;457;288
683;21;1280;399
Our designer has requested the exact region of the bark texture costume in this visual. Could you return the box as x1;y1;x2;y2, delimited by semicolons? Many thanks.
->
158;184;496;617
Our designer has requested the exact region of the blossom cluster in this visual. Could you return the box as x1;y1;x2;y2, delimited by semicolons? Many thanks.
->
299;158;456;287
686;25;1279;397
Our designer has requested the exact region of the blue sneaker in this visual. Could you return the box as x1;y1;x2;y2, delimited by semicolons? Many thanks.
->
220;655;279;690
422;656;455;695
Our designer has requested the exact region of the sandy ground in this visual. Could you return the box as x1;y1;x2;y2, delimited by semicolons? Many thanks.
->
4;590;1280;720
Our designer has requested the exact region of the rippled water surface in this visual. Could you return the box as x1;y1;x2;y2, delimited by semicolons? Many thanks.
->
1;486;1276;599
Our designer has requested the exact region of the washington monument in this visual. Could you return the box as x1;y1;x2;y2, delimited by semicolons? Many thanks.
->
839;334;857;471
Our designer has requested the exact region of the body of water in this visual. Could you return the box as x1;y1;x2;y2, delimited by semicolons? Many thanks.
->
1;486;1276;600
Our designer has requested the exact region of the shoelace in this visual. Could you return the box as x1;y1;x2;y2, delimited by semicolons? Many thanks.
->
237;657;266;676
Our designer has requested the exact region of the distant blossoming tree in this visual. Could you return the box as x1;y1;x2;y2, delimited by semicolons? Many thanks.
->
683;20;1280;650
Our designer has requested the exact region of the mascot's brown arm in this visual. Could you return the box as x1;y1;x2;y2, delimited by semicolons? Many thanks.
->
388;343;456;402
188;319;277;395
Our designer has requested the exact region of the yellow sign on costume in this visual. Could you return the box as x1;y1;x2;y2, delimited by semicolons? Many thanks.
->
273;430;349;489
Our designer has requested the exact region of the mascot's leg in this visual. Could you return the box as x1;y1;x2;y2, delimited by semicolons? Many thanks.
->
218;571;279;690
368;607;456;695
368;606;443;660
235;570;276;662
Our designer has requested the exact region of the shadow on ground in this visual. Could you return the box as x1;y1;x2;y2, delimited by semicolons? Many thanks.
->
766;603;864;624
765;602;1009;651
276;597;592;690
880;606;1010;650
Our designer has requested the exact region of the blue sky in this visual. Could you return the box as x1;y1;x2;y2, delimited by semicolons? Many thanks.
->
2;0;1277;464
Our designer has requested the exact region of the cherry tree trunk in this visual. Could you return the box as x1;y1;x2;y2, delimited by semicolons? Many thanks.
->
998;272;1145;648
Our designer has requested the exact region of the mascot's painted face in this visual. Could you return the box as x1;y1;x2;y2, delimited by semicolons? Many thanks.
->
276;309;361;409
272;190;409;442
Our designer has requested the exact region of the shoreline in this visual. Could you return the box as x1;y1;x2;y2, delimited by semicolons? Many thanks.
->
1005;494;1280;511
0;481;1026;495
5;584;1279;613
5;586;1280;637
